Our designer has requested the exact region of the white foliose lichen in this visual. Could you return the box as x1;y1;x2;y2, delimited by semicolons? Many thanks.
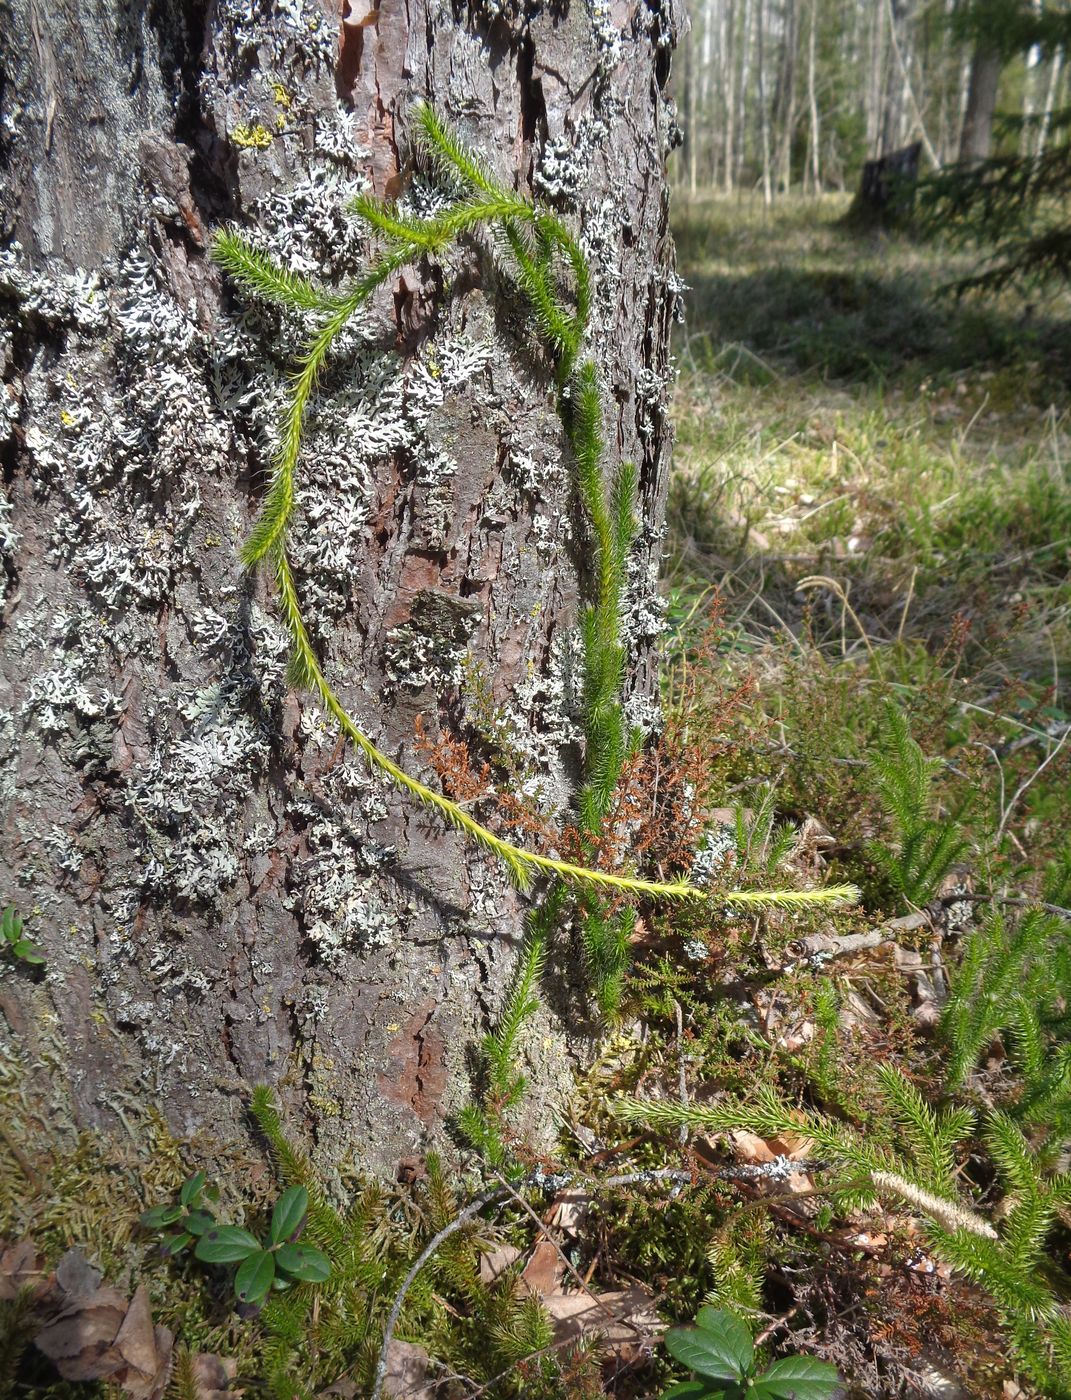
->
534;114;610;207
623;688;663;737
510;443;572;560
621;537;668;647
587;0;623;76
23;644;122;737
690;824;737;885
0;246;108;333
0;486;19;607
494;630;585;817
216;0;337;69
20;251;228;625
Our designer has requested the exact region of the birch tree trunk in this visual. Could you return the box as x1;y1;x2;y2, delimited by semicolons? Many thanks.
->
0;0;683;1175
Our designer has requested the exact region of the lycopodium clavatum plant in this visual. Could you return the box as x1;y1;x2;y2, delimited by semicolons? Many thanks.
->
140;1172;330;1306
213;103;856;1016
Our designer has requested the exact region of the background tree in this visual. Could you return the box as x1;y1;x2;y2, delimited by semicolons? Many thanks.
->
672;0;1070;197
922;1;1071;290
0;0;683;1173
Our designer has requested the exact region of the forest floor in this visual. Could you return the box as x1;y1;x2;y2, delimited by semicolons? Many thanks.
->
4;199;1071;1400
590;192;1071;1397
664;192;1071;898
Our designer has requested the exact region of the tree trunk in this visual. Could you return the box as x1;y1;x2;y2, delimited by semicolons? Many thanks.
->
0;0;683;1175
807;0;820;194
757;0;773;203
959;44;1002;162
1036;46;1064;158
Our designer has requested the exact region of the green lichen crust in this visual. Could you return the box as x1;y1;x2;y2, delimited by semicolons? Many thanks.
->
214;105;858;1006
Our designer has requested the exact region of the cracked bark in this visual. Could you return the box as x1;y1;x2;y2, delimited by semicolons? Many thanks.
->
0;0;684;1173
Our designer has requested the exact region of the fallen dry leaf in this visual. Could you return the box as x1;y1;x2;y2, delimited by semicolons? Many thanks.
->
520;1239;564;1297
34;1251;172;1397
0;1238;48;1301
479;1243;522;1284
112;1285;173;1400
382;1339;435;1399
547;1190;587;1235
185;1352;241;1400
731;1130;777;1164
543;1283;662;1348
766;1130;814;1160
35;1284;129;1381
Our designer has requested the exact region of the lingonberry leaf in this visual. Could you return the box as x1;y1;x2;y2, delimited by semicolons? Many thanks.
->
275;1242;330;1282
194;1226;262;1263
750;1356;841;1400
269;1185;308;1245
234;1248;276;1304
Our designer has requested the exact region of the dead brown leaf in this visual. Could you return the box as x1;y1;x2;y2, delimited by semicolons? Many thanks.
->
0;1238;48;1301
34;1251;172;1397
543;1283;662;1348
382;1339;436;1399
478;1243;522;1284
185;1352;241;1400
731;1130;776;1164
520;1239;564;1297
113;1285;173;1399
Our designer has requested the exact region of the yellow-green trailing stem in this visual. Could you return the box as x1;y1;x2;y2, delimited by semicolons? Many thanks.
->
213;103;858;1016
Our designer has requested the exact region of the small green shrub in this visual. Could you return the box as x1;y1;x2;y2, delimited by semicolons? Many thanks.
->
1;907;43;967
140;1172;330;1305
662;1307;839;1399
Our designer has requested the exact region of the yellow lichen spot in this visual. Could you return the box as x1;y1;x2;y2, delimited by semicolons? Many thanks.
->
308;1094;341;1116
261;1000;273;1017
232;122;273;150
385;1022;400;1034
272;82;293;111
204;533;221;547
59;409;74;427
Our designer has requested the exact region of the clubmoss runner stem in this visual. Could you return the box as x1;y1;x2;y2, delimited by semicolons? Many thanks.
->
215;104;859;1017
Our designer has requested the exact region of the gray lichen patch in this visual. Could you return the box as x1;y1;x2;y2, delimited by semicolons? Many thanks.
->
0;0;683;1172
488;629;585;820
384;588;481;693
124;697;270;904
